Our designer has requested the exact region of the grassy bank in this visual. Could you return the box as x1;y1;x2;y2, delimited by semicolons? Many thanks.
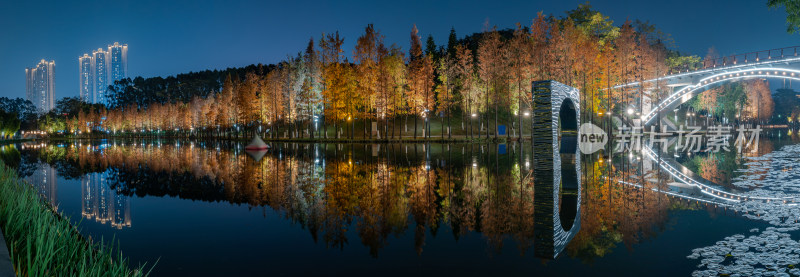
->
0;162;151;276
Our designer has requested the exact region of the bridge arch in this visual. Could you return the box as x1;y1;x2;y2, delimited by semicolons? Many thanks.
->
558;99;579;231
532;80;581;259
643;67;800;126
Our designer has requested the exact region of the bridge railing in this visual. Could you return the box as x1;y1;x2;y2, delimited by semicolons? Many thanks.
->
668;46;800;75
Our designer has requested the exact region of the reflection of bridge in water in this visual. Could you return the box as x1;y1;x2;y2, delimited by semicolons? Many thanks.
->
614;145;799;208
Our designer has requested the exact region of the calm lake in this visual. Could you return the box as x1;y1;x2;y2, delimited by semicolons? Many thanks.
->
7;132;800;276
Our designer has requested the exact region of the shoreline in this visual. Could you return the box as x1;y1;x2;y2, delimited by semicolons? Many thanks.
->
0;226;13;277
0;162;151;276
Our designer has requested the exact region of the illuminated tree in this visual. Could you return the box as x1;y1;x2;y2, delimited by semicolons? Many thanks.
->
263;68;286;138
477;24;505;138
743;79;775;121
455;45;480;139
284;56;305;138
354;24;383;139
435;54;456;139
300;38;323;138
237;72;260;136
319;32;346;139
508;23;531;138
218;75;237;134
384;45;407;139
407;24;426;139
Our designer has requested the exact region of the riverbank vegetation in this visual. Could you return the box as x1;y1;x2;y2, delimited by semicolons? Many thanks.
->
0;160;151;276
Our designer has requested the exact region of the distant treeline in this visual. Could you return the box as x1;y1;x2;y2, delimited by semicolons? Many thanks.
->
107;64;276;108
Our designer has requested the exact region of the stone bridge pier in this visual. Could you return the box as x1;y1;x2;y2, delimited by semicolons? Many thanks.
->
531;80;582;259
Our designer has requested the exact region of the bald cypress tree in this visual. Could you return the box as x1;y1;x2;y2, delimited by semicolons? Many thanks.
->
447;27;458;59
409;24;424;139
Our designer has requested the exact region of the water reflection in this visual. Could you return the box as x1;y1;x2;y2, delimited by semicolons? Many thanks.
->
10;140;704;262
26;164;57;208
82;172;131;229
0;129;796;276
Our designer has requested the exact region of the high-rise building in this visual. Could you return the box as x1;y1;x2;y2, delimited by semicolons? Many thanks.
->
78;42;127;105
79;54;93;103
92;48;108;104
108;42;127;81
25;59;56;113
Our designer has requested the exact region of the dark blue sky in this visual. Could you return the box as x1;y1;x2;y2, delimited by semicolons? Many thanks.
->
0;0;796;100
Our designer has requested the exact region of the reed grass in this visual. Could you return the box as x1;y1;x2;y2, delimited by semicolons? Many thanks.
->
0;162;152;276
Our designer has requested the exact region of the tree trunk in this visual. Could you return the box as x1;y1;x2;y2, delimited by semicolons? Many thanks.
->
404;115;408;140
479;116;482;140
485;90;490;139
494;99;498;139
447;112;451;139
414;114;418;139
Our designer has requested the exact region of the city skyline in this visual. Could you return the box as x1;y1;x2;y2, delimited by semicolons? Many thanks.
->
1;0;797;101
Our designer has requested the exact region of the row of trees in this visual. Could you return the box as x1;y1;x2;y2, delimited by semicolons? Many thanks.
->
46;4;697;140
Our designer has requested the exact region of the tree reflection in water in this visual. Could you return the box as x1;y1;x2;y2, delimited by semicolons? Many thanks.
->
18;140;708;260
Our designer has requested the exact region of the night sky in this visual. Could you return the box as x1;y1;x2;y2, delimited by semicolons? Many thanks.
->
1;0;796;100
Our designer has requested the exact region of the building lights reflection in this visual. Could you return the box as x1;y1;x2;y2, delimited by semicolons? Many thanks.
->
25;164;57;209
81;172;132;229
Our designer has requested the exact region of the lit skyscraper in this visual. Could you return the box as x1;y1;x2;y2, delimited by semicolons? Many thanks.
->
93;48;108;104
78;42;127;105
108;42;128;82
25;59;56;113
79;54;93;103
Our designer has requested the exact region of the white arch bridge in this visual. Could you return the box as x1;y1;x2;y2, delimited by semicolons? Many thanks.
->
634;145;798;206
613;46;800;126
